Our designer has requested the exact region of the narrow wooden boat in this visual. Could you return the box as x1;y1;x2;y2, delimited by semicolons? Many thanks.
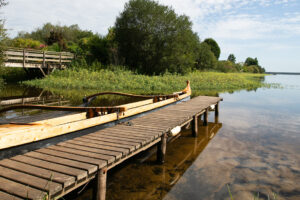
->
0;81;191;150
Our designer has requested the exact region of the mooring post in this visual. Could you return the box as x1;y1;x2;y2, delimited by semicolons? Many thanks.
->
215;102;219;117
192;115;198;137
93;168;107;200
157;133;167;164
203;108;208;126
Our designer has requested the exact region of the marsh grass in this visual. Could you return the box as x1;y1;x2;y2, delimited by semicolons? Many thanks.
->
23;68;279;96
0;77;4;89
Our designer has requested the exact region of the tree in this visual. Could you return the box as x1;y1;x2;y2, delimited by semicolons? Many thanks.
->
195;42;217;70
114;0;200;74
227;54;236;63
0;0;7;67
203;38;221;60
244;57;258;66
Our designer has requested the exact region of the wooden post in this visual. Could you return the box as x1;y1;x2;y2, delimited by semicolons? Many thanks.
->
157;133;167;164
59;52;62;69
192;115;198;137
23;49;26;68
203;108;208;126
93;168;107;200
215;102;219;117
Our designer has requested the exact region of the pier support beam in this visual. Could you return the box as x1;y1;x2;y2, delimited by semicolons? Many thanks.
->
157;133;167;164
93;168;107;200
203;108;208;126
192;115;198;137
215;103;219;117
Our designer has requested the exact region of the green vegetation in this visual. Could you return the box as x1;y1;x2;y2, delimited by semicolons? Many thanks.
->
203;38;221;60
115;0;199;74
24;67;276;97
3;0;266;77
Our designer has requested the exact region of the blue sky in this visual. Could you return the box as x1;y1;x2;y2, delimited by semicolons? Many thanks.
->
2;0;300;72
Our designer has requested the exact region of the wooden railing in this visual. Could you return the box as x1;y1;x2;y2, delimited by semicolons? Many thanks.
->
4;47;74;69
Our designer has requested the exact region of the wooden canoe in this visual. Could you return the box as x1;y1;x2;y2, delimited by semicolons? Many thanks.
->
0;81;191;150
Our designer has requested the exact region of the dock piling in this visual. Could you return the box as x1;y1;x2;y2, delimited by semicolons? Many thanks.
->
93;168;107;200
192;115;198;137
157;133;167;164
215;103;219;117
203;108;208;126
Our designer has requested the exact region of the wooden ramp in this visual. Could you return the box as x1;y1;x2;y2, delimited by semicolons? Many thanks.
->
0;96;222;200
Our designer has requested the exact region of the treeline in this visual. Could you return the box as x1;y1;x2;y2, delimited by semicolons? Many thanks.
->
3;0;265;74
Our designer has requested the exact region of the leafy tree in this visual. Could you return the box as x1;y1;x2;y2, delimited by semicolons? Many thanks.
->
244;57;258;66
0;0;7;67
203;38;221;60
114;0;200;74
227;54;236;63
195;42;217;70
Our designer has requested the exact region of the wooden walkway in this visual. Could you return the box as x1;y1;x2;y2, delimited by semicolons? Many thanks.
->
0;95;222;200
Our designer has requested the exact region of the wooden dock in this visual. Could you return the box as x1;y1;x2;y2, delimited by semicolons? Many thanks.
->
0;95;222;200
4;48;74;76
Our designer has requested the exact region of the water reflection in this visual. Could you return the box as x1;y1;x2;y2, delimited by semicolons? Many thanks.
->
73;121;222;200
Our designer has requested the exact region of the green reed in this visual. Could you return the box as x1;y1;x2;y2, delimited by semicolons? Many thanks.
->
23;68;279;96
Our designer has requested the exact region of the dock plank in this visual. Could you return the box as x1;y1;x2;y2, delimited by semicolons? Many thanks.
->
11;155;87;181
0;159;75;187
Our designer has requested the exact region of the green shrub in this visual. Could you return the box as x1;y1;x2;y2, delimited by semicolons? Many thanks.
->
9;38;44;49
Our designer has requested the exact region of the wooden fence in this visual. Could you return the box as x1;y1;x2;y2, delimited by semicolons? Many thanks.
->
4;48;74;76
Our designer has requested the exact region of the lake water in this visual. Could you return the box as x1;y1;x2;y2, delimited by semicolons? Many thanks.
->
1;75;299;200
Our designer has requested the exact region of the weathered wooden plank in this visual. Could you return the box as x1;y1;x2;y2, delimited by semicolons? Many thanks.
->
0;191;22;200
0;166;62;196
91;131;154;141
36;148;106;168
11;155;87;181
47;145;116;164
88;134;146;145
82;135;141;149
25;151;98;175
73;137;135;152
0;177;47;200
98;130;155;140
66;140;129;156
0;159;75;187
56;142;122;160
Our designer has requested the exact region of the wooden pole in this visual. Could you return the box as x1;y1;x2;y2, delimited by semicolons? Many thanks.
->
93;168;107;200
157;133;167;164
215;102;219;117
59;52;62;69
192;115;198;137
203;108;208;126
23;49;26;68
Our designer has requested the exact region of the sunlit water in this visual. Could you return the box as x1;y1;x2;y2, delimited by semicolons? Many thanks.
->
1;75;299;200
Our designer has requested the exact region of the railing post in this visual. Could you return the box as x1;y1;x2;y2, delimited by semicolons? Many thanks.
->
59;52;62;69
23;49;26;68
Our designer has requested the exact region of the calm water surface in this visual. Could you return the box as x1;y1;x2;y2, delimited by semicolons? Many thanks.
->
1;75;299;200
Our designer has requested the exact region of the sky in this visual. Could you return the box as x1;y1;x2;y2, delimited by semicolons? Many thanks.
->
2;0;300;72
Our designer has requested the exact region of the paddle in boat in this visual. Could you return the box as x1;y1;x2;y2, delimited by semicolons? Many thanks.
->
0;81;191;151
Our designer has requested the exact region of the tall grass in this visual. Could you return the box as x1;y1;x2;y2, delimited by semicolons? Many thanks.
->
23;68;278;96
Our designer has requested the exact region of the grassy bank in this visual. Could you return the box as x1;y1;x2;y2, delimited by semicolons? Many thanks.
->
23;68;278;96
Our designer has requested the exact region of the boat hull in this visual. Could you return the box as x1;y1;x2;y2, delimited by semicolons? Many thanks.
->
0;96;190;160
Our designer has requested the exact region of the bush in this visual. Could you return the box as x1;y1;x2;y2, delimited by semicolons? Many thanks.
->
9;38;44;49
